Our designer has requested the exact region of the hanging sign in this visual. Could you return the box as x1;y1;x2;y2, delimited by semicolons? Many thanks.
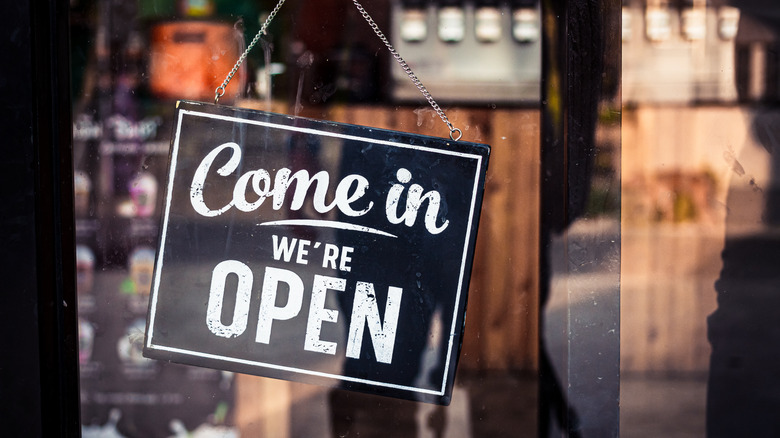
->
144;100;490;405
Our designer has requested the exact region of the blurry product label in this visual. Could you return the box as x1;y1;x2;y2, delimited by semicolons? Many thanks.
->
129;247;156;295
718;7;740;40
128;173;158;218
74;114;103;141
128;218;158;237
438;7;466;42
681;8;706;41
512;8;540;43
475;7;502;43
645;8;672;42
106;115;163;142
74;171;92;217
79;318;96;364
144;101;490;405
400;9;428;42
77;244;96;295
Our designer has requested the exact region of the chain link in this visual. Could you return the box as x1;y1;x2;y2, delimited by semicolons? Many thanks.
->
351;0;461;141
215;0;461;141
215;0;287;104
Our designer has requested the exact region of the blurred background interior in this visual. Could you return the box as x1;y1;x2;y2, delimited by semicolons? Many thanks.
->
69;0;780;436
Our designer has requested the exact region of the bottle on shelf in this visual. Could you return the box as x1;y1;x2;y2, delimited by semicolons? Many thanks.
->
400;0;429;43
510;0;540;43
437;0;466;43
475;0;503;43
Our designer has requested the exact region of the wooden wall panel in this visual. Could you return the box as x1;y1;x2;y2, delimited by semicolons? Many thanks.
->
237;102;542;373
327;105;542;372
460;109;541;371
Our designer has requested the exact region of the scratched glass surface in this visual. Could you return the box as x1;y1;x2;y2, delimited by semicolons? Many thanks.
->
63;0;628;437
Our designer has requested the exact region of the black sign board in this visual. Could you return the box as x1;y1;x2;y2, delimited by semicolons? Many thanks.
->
144;101;489;405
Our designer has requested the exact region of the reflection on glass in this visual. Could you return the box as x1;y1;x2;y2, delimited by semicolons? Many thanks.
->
645;6;672;42
71;0;548;436
681;7;707;41
622;0;780;436
718;7;740;41
399;0;428;42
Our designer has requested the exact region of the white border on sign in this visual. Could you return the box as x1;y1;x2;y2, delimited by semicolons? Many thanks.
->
146;108;486;397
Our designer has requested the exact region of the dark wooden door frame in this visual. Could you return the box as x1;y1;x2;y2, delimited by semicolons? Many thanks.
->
0;0;80;436
539;0;621;436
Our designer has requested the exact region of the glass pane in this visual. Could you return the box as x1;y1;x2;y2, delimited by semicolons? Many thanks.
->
621;0;780;436
71;0;555;437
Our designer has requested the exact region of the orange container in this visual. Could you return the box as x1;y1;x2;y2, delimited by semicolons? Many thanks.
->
148;20;244;102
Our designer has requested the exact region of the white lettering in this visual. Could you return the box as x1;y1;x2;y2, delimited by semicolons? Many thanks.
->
256;267;304;344
346;282;403;364
296;240;310;265
234;169;272;212
190;142;242;217
322;244;339;270
339;246;353;272
385;168;449;234
270;236;310;265
190;144;452;235
203;259;405;364
271;235;297;262
303;275;344;355
206;260;253;338
321;244;353;272
190;143;375;219
335;174;374;217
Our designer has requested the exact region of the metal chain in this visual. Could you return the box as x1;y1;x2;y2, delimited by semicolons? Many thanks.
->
215;0;287;104
215;0;462;141
351;0;461;141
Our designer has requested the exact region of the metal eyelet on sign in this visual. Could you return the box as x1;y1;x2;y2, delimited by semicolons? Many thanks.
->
450;128;463;141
